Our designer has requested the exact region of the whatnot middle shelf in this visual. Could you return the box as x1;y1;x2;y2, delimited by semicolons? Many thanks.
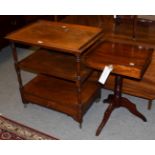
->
18;48;92;82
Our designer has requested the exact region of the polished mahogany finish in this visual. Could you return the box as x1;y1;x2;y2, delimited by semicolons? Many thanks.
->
6;20;103;54
62;15;155;110
22;74;99;122
85;41;153;79
0;15;59;50
6;20;103;126
106;17;155;110
18;49;92;82
84;41;153;136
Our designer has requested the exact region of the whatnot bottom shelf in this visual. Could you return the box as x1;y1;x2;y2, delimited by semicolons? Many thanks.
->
22;75;100;123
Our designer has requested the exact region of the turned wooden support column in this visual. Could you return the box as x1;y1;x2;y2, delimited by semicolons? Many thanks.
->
96;75;147;136
84;41;152;136
114;75;123;99
76;54;83;128
11;42;23;88
11;42;28;106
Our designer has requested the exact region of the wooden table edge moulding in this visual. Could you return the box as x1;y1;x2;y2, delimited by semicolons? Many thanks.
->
6;20;104;128
84;40;153;136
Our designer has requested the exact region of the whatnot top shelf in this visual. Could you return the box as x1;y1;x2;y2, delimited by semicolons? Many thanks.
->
18;49;92;82
22;74;100;120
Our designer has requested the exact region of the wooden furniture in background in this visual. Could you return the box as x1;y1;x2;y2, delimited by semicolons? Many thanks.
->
107;16;155;110
6;20;103;126
62;15;155;110
0;16;20;50
115;15;137;38
84;41;153;136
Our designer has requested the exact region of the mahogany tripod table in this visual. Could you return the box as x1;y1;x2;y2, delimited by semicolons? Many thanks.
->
84;41;153;136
